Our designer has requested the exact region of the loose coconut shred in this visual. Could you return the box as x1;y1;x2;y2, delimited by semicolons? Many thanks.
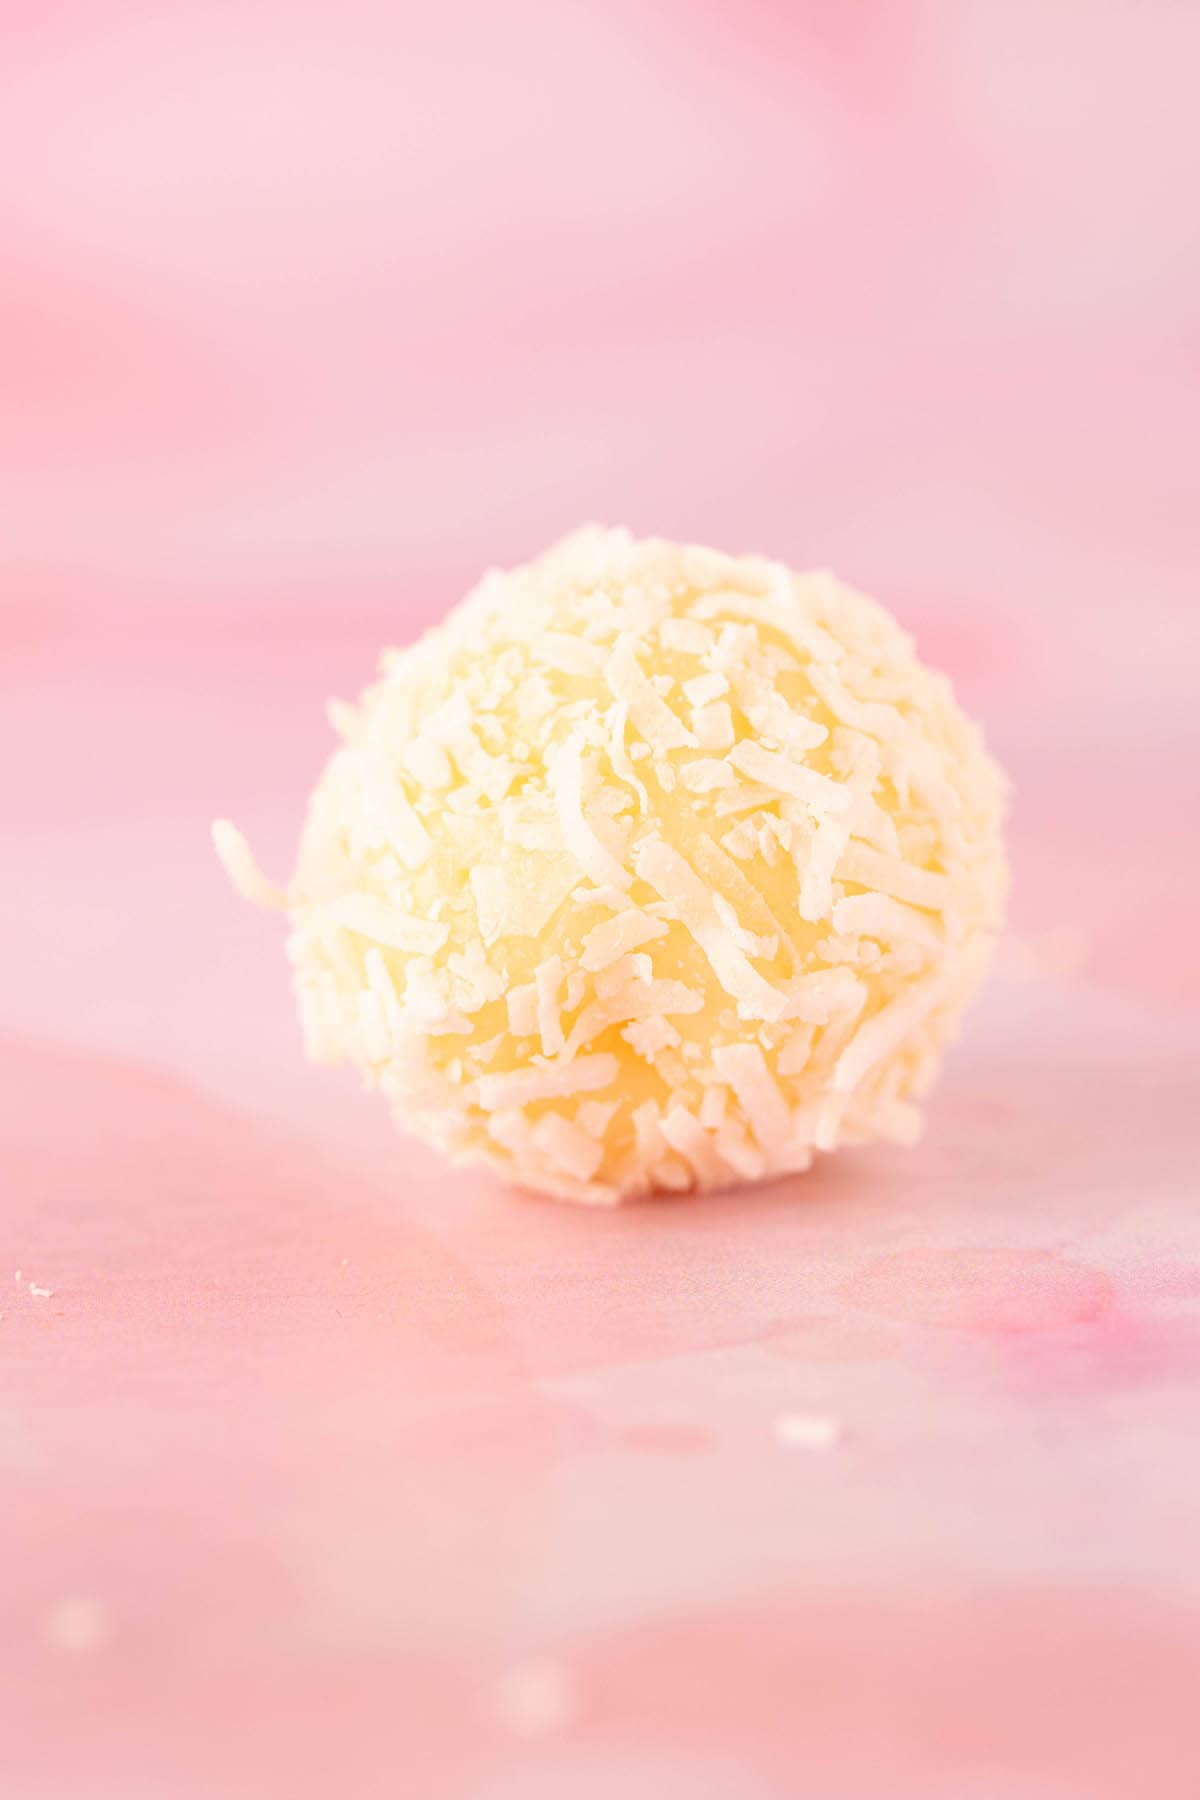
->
215;529;1008;1204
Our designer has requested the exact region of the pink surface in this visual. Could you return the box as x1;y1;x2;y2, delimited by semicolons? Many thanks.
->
4;4;1199;1796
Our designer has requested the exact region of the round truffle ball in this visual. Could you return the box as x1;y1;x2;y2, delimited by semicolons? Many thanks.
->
221;529;1008;1203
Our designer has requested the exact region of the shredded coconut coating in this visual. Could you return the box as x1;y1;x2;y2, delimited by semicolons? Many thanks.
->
219;528;1008;1204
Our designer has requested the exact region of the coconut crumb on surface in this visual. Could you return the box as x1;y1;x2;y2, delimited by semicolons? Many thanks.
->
15;1273;54;1299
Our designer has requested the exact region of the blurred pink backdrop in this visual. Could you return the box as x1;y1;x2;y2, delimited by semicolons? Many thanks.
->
4;4;1199;1797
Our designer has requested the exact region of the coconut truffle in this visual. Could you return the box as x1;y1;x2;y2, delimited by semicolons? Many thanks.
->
216;528;1008;1204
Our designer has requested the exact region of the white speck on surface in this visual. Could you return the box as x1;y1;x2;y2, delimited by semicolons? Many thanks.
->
491;1657;579;1738
42;1597;110;1655
13;1271;20;1283
28;1284;53;1299
774;1413;842;1450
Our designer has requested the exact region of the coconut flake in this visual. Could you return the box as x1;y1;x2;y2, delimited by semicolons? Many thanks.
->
729;741;851;815
679;758;736;794
605;635;696;752
797;809;852;923
632;1099;668;1165
658;1104;728;1185
538;632;604;676
682;671;729;707
712;894;777;961
698;1085;728;1129
695;583;844;664
212;820;288;911
594;953;653;999
563;978;701;1060
622;1015;681;1056
693;832;789;952
782;968;867;1024
692;700;735;750
713;1121;767;1180
777;1023;814;1076
635;838;787;1022
713;1043;793;1156
506;982;538;1037
607;704;650;811
552;731;632;890
364;947;404;1047
580;909;669;972
832;976;943;1096
840;842;950;912
352;753;432;869
470;866;509;946
448;943;506;1010
833;892;942;951
577;1099;618;1138
535;955;566;1055
476;1054;619;1111
532;1113;604;1181
659;617;713;655
403;734;453;790
317;892;449;955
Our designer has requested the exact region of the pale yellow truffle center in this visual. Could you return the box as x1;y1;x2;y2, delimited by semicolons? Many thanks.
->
224;528;1008;1204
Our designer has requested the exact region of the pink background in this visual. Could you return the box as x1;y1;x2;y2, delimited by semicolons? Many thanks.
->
3;3;1198;1795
